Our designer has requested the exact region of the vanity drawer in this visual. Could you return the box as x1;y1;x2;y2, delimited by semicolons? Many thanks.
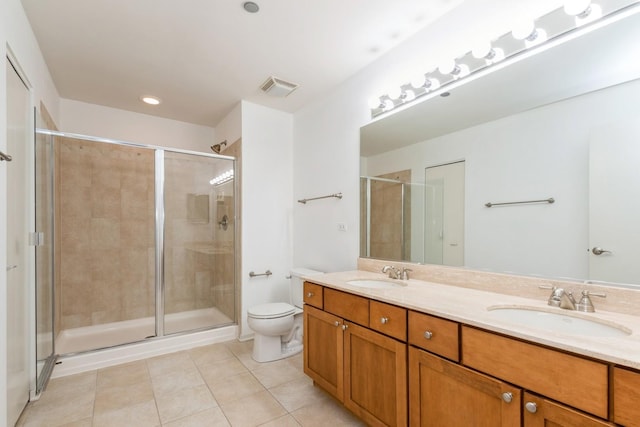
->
613;367;640;426
409;311;459;362
324;288;369;327
370;301;407;341
461;326;608;419
303;282;324;309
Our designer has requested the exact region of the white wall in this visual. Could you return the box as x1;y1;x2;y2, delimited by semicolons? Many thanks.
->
239;101;293;339
60;99;215;152
292;0;563;273
1;0;61;425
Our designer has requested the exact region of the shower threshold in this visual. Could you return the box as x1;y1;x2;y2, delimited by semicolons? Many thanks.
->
56;307;233;355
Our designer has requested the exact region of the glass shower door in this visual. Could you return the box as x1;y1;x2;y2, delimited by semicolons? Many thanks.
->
163;151;235;335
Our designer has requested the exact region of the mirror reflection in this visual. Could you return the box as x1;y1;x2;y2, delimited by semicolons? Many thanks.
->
360;5;640;286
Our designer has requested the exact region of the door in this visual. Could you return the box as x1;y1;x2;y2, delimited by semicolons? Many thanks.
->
424;161;465;266
409;347;520;426
589;119;640;284
6;58;31;426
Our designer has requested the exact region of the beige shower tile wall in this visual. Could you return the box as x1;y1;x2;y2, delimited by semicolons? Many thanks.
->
58;139;155;330
369;170;411;261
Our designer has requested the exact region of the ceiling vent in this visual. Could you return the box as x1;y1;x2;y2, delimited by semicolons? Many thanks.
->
260;76;299;97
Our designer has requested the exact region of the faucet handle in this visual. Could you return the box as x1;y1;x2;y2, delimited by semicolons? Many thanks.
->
539;285;561;307
576;290;606;313
400;268;412;280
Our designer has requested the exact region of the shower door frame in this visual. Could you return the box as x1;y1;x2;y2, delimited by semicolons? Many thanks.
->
35;129;238;352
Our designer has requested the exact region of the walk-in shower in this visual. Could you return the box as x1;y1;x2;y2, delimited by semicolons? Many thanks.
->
34;129;238;380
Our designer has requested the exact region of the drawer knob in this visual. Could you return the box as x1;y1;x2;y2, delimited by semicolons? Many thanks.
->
380;317;389;324
342;324;349;330
424;331;433;340
525;402;537;414
334;321;340;327
502;392;513;403
306;292;314;298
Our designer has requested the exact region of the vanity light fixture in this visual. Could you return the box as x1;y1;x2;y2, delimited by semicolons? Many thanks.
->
368;0;638;118
210;169;234;186
141;95;161;105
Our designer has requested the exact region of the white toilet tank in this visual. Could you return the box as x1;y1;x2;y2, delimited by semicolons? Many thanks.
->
290;267;323;308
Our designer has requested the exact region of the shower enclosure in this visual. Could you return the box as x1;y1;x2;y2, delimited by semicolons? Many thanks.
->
34;130;237;361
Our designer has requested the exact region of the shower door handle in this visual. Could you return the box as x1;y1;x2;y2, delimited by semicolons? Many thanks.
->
6;265;18;271
0;150;12;162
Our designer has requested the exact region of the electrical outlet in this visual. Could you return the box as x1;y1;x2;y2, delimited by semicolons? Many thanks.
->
338;223;347;232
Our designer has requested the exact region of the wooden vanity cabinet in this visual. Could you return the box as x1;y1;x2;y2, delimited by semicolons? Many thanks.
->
523;392;615;427
409;347;521;426
303;285;408;426
613;367;640;427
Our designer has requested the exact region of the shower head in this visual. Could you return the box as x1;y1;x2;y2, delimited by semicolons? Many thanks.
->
210;141;227;154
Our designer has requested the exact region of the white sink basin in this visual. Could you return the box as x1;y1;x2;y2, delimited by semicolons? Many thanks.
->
346;279;405;289
487;306;631;337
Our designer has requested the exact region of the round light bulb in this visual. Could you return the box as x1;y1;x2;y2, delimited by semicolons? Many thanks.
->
387;86;402;100
512;21;536;40
564;0;591;16
368;96;383;109
141;96;161;105
438;59;458;75
383;99;394;111
410;74;427;89
472;42;493;60
403;89;416;102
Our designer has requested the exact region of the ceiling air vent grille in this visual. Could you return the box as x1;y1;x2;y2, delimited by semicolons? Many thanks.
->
260;76;299;97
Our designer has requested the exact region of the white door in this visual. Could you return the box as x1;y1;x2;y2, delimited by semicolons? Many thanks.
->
6;58;31;426
589;119;640;284
424;161;465;266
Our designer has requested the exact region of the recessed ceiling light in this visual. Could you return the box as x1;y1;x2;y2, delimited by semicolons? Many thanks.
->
243;2;259;13
141;96;161;105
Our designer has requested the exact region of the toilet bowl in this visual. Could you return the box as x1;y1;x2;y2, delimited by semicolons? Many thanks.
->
247;268;323;362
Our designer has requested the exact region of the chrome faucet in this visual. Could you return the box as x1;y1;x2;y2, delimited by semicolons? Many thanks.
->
543;286;576;310
382;265;411;280
382;265;400;279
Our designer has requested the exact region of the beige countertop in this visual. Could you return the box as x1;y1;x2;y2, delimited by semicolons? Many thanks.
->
303;268;640;370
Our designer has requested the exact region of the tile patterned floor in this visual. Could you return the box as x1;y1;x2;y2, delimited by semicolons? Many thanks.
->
17;340;366;427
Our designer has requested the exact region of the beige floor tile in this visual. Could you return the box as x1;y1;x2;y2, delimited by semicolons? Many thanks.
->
97;360;150;389
94;379;155;414
162;408;230;427
251;359;305;389
146;351;195;377
291;398;366;427
19;391;94;427
268;377;331;412
155;384;218;423
198;357;250;385
188;343;235;367
220;390;287;426
258;414;301;427
57;418;93;427
150;366;204;396
207;371;266;404
40;371;97;405
286;353;304;371
93;400;160;427
224;339;253;357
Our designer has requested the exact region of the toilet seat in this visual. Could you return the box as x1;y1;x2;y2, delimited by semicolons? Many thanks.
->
248;302;295;319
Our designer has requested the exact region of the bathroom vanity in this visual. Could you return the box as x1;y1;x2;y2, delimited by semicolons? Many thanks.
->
302;260;640;427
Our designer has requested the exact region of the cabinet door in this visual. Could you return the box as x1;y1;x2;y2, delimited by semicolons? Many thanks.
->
303;305;344;401
409;347;520;427
613;367;640;427
523;392;615;427
344;321;407;427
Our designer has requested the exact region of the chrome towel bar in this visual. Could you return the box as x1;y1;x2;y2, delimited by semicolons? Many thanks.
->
249;270;272;278
485;197;554;208
0;150;12;162
297;192;342;204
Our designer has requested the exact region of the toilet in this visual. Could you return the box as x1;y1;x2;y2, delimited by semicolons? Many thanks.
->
247;267;323;362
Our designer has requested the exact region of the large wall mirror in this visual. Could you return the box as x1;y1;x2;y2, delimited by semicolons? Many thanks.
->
360;2;640;287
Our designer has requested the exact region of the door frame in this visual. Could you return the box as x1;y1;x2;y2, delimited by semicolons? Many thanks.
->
4;48;37;415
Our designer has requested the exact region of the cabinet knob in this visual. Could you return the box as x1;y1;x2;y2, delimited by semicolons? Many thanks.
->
306;292;314;298
342;324;349;330
380;317;389;324
525;402;537;413
501;392;513;403
334;321;340;327
424;331;433;340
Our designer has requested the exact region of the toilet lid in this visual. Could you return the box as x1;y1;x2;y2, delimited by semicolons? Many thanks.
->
248;302;296;319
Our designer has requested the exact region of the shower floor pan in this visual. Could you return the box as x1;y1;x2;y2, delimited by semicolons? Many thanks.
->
56;307;233;355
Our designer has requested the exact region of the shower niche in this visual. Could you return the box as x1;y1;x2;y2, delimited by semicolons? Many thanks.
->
36;130;237;356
